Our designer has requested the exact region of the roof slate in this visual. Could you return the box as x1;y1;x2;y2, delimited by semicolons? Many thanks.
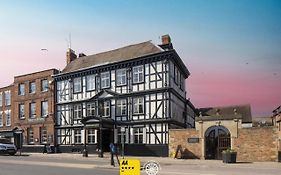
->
62;41;163;73
197;104;252;123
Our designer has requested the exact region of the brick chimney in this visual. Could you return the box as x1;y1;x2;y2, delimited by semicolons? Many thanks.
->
66;48;77;64
162;34;171;45
159;34;173;50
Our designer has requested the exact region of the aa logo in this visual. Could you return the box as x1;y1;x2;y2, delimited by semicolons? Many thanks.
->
121;160;128;165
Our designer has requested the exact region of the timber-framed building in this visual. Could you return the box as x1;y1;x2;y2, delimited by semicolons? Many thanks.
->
54;35;195;156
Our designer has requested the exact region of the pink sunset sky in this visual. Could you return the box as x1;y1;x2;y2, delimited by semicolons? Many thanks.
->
0;1;280;117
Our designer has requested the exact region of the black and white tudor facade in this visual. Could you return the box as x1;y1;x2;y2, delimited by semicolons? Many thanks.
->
53;36;195;156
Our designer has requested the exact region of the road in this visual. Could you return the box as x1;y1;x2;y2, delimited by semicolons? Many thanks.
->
0;153;280;175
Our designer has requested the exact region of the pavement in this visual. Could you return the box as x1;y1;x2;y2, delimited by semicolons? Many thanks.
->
0;152;280;175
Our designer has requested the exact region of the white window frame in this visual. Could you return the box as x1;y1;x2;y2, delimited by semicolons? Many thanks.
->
28;128;34;144
74;129;81;144
101;72;110;89
29;81;36;94
4;91;11;106
41;79;48;92
0;92;2;107
19;104;25;119
86;75;95;91
41;101;48;117
133;66;144;83
133;127;144;144
86;102;96;116
116;69;127;86
0;112;3;127
5;110;11;127
133;97;144;114
30;102;36;119
87;129;96;144
116;99;127;116
73;104;82;119
103;101;110;117
73;77;82;93
19;83;25;96
40;127;47;144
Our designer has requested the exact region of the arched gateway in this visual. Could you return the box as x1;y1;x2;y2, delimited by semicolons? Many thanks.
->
205;126;231;159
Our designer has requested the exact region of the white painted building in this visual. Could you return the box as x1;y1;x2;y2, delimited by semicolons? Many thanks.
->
54;35;195;156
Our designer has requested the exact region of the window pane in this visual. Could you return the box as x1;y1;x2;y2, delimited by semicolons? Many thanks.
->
0;93;2;107
133;66;144;83
73;78;81;93
19;104;25;119
30;103;36;118
86;75;95;91
101;72;110;88
41;80;48;92
41;101;48;117
29;82;36;94
116;69;126;86
19;84;25;95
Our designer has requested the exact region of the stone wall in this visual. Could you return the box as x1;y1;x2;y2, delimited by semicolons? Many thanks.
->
169;129;202;159
233;127;278;162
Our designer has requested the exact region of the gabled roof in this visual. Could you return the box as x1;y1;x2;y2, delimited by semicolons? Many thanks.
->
197;104;252;123
63;41;163;73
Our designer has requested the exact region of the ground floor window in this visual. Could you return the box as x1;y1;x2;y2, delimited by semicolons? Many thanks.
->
133;127;144;144
87;129;96;144
74;129;81;144
28;128;34;144
40;127;47;144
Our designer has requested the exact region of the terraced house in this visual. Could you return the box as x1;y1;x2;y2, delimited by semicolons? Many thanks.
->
54;35;195;156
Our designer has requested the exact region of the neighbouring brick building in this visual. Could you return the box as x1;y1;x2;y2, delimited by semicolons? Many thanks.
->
12;69;59;151
272;105;281;152
0;85;14;137
169;104;280;162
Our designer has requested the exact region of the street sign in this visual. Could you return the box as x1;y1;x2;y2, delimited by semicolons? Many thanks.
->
120;159;140;175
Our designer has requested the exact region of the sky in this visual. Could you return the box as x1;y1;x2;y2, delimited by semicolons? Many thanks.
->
0;0;280;116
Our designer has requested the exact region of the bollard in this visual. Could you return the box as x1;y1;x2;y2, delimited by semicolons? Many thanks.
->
82;149;88;157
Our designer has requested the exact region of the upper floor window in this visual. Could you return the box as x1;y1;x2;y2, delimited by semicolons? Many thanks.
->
19;104;25;119
0;112;3;127
101;72;110;89
19;83;25;96
116;99;127;116
174;66;179;85
73;78;82;93
29;81;36;94
86;75;95;91
41;79;48;92
30;102;36;118
73;104;82;120
5;110;11;126
101;101;110;117
4;91;11;106
41;101;48;117
133;97;144;114
0;92;2;107
133;66;144;83
116;69;127;86
86;102;96;116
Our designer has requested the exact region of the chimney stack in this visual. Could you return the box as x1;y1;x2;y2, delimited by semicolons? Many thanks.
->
162;34;171;45
159;34;173;50
66;48;77;65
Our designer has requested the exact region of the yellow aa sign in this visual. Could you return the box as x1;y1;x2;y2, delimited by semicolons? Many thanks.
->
120;159;140;175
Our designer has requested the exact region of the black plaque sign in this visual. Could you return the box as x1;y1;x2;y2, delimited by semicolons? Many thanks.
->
187;138;199;143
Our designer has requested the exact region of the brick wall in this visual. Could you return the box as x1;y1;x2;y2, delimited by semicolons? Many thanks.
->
233;127;278;162
169;129;202;159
